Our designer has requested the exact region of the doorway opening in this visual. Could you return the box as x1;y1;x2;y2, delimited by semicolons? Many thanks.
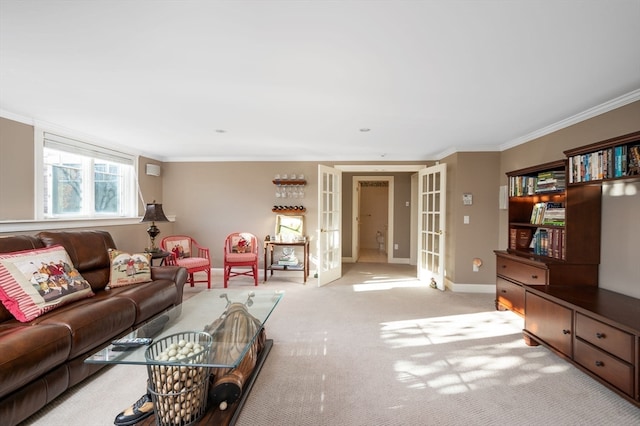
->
353;177;392;264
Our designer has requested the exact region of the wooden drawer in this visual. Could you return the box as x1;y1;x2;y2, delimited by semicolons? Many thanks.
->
525;292;572;357
497;256;548;285
575;313;634;363
574;338;634;397
496;277;525;316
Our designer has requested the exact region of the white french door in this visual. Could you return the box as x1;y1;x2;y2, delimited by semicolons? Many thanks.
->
417;163;447;290
317;165;342;286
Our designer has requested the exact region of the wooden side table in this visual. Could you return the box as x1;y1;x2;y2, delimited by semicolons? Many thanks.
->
148;250;171;266
263;240;309;283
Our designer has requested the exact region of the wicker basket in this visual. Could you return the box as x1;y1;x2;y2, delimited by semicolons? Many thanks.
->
145;332;212;426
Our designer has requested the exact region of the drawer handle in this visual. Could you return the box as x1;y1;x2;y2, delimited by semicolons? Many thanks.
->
595;332;605;339
501;289;507;293
531;275;538;279
501;265;507;268
595;360;604;367
562;329;571;335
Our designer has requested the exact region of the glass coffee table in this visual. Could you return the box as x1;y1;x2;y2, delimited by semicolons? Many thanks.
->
85;289;283;426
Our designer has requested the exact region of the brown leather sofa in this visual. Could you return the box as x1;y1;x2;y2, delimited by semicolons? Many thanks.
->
0;230;189;426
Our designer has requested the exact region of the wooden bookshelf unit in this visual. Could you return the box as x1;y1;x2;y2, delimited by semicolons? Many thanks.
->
496;159;601;295
496;131;640;407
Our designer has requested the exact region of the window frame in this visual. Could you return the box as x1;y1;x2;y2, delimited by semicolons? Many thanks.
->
34;128;139;220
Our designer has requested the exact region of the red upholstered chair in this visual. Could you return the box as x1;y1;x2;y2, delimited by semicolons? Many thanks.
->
223;232;259;288
161;235;211;288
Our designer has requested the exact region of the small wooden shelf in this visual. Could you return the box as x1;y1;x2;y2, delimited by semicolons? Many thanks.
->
263;240;309;283
272;179;306;186
271;207;306;214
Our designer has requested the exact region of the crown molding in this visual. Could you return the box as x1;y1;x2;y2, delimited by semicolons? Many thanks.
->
0;109;34;125
334;165;426;172
499;89;640;152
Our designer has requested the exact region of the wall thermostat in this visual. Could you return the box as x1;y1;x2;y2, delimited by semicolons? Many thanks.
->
463;193;473;205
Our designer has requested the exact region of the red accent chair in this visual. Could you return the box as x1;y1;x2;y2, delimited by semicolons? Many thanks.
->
161;235;211;288
223;232;259;288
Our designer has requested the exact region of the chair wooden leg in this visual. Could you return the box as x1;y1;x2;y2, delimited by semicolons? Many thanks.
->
253;265;258;286
206;268;211;289
189;273;195;287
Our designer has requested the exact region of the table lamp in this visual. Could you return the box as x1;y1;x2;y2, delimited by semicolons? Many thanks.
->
141;201;169;253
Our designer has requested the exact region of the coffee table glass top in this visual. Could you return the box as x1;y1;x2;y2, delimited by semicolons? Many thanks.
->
85;289;283;368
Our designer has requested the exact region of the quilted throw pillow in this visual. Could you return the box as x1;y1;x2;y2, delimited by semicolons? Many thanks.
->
108;249;152;288
0;245;95;322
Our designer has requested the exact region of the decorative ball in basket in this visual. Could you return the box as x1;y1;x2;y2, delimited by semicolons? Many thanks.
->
145;332;212;426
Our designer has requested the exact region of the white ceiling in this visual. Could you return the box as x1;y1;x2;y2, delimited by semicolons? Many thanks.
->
1;1;639;162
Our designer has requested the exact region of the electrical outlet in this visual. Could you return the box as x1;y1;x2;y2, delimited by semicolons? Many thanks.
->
394;243;399;250
464;215;470;224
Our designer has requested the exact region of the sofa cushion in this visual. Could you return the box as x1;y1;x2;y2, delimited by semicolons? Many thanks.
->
107;249;152;288
109;279;177;325
0;245;95;322
0;324;71;398
35;297;137;358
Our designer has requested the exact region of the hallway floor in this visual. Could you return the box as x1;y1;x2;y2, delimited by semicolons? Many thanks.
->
357;248;388;263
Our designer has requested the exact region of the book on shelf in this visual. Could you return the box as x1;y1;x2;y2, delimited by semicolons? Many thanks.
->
570;145;638;182
530;202;564;225
628;145;640;175
509;175;537;196
529;228;565;259
535;170;565;193
510;228;532;250
542;203;565;226
277;255;299;266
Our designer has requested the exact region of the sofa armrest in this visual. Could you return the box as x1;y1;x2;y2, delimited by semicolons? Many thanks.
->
151;266;188;305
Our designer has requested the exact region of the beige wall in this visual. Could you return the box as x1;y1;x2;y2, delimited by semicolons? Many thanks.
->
138;157;164;216
442;152;501;286
0;117;34;219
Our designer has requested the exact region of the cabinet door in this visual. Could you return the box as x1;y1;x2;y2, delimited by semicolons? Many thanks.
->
525;292;573;356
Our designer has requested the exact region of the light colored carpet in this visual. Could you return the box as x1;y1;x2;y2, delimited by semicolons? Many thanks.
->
21;264;640;425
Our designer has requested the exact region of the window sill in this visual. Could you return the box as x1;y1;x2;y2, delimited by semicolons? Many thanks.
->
0;217;174;233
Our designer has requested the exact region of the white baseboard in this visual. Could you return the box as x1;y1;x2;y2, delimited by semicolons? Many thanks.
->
445;277;495;293
342;257;411;264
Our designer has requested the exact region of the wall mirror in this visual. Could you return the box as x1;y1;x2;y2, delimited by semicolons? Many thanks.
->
275;215;305;240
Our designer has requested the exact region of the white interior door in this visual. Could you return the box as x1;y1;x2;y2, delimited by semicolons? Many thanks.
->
317;165;342;286
417;163;447;290
353;179;362;262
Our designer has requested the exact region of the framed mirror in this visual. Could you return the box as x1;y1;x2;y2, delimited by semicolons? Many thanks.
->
275;215;305;240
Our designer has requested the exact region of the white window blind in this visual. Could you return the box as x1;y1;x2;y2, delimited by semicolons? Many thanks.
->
43;132;135;165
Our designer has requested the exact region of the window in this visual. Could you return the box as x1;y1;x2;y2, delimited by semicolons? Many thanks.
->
38;131;137;219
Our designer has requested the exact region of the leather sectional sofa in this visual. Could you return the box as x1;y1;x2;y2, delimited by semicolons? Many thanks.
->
0;230;189;426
